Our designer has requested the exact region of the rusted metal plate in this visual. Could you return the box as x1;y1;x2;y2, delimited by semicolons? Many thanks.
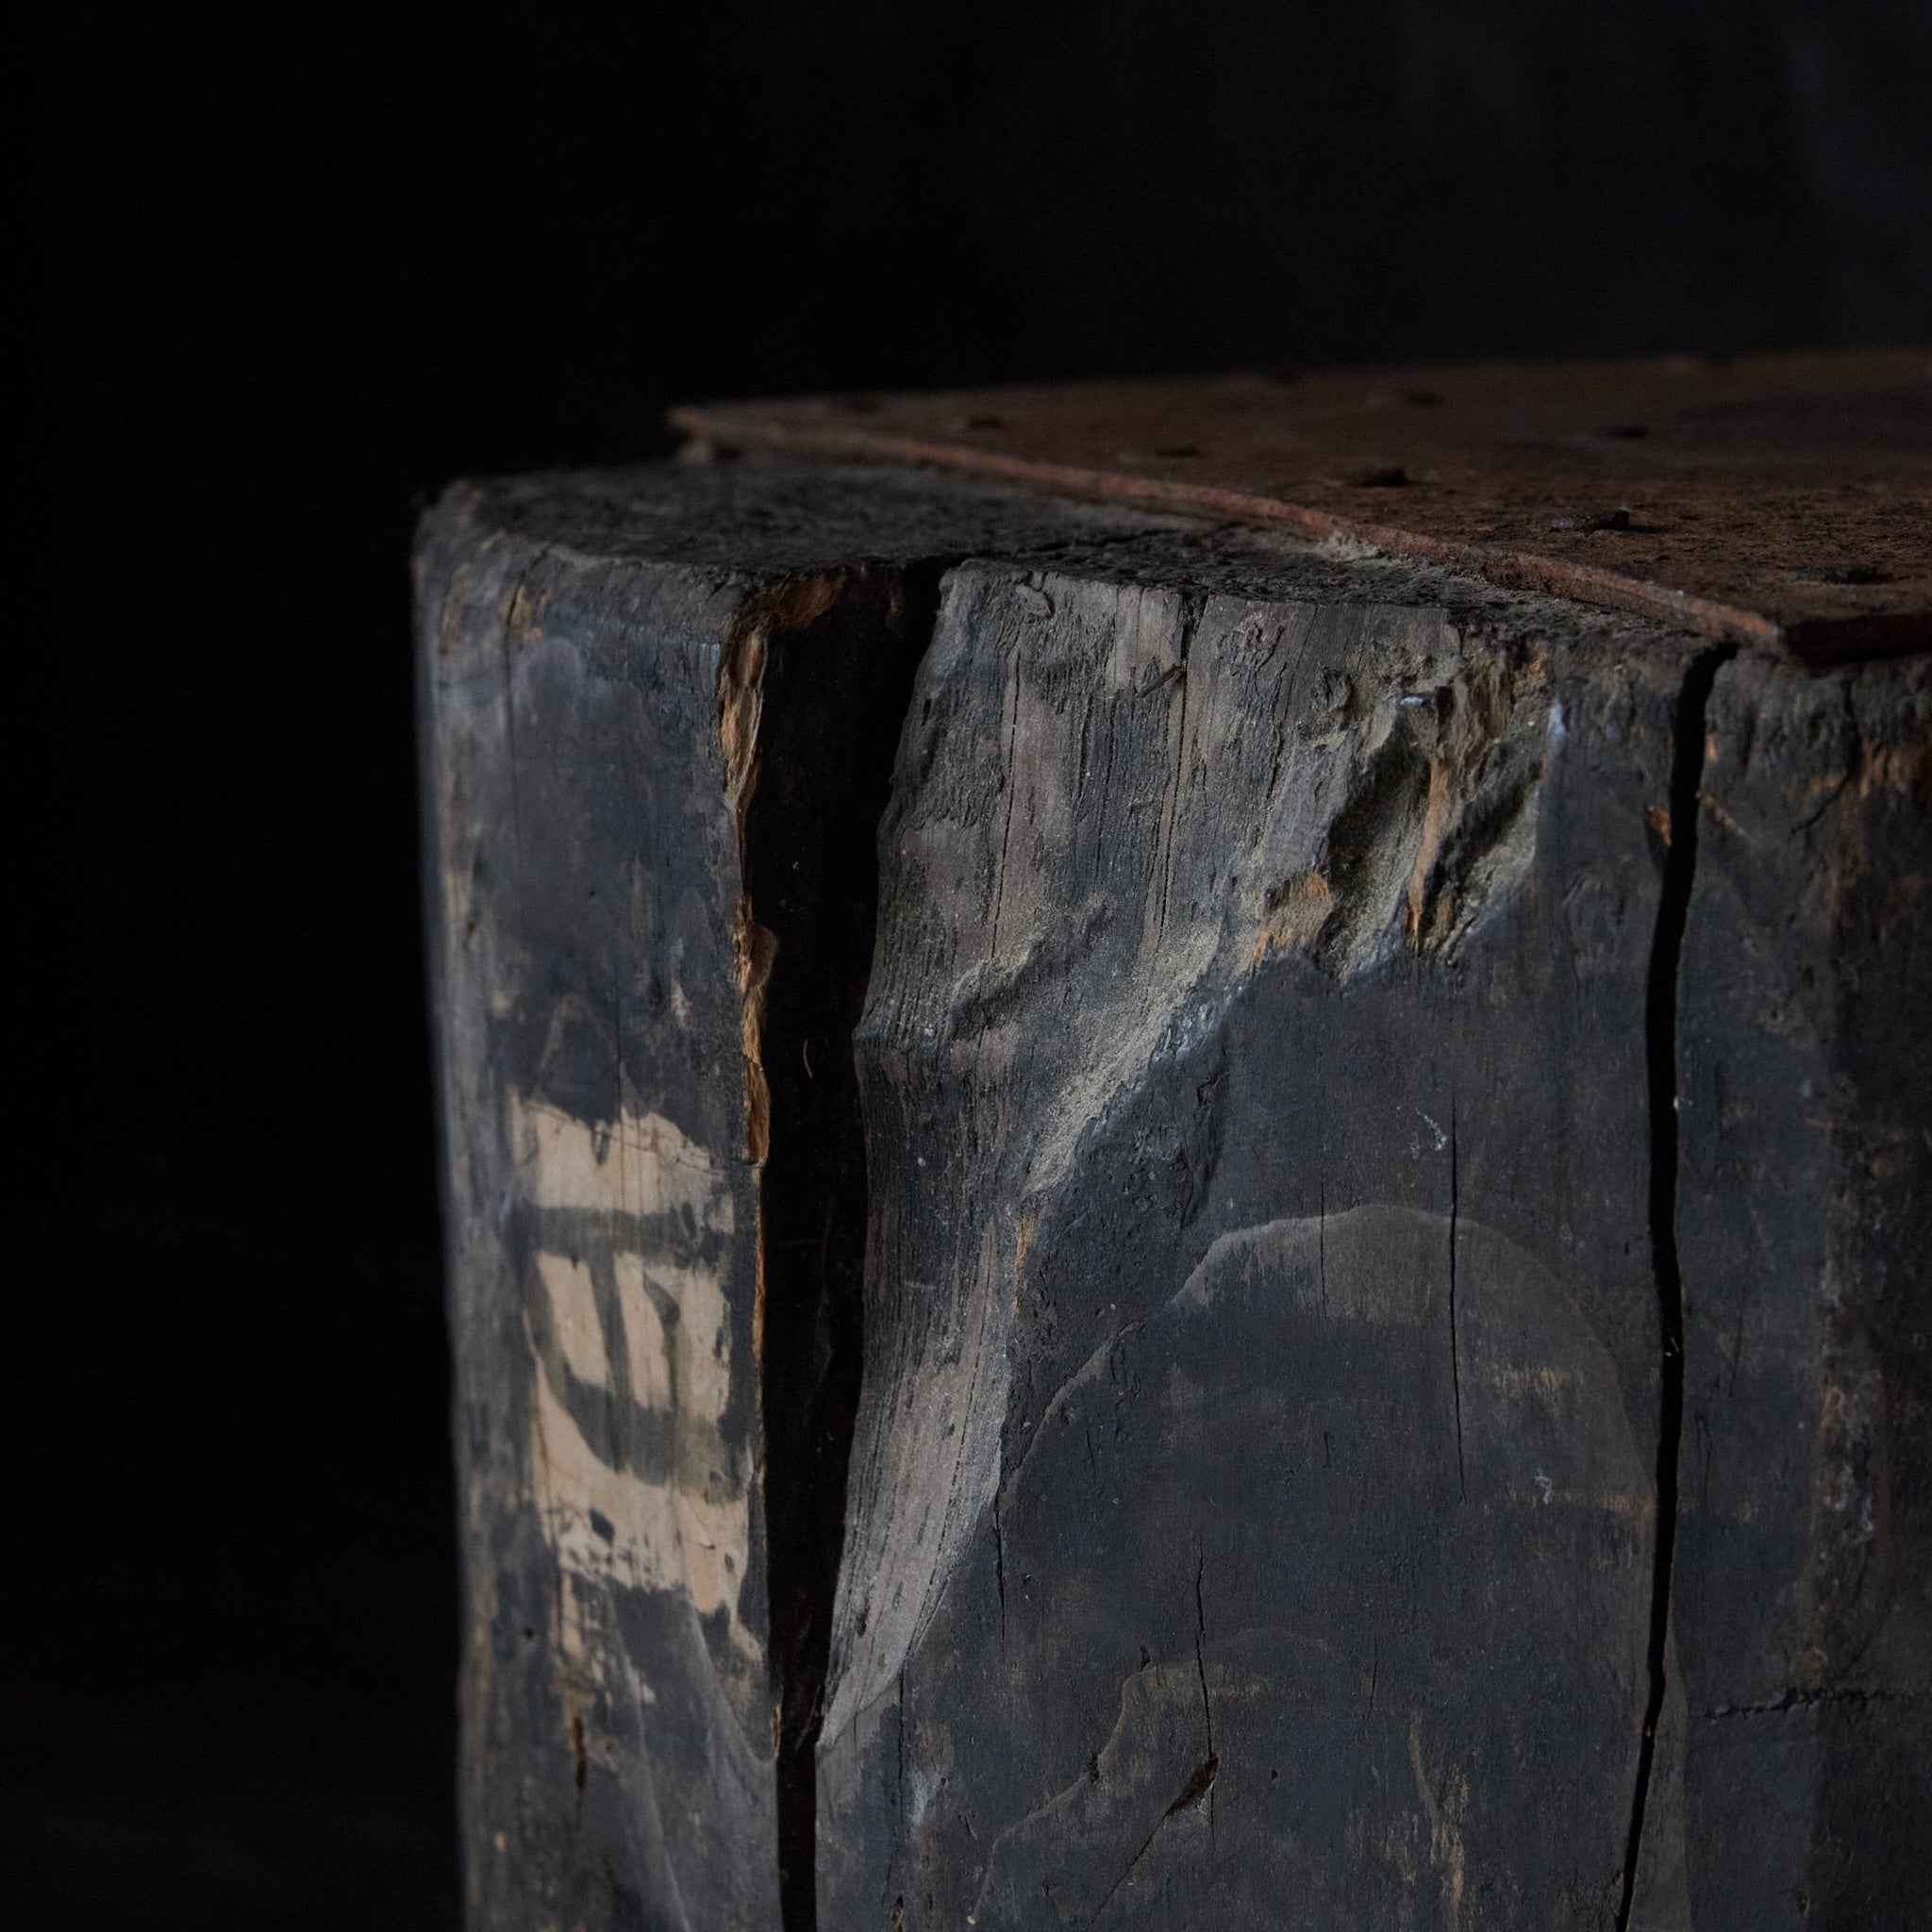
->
673;352;1931;661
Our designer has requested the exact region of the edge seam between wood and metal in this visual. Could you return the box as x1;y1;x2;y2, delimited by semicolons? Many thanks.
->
669;409;1932;664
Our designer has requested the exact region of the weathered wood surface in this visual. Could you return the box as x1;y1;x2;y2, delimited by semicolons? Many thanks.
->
415;461;1173;1930
1673;652;1932;1924
825;544;1690;1930
418;453;1929;1931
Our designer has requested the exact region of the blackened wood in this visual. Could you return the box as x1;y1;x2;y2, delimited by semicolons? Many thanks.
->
419;454;1929;1932
816;526;1929;1930
1674;650;1932;1925
672;351;1932;662
415;459;1174;1930
823;546;1700;1928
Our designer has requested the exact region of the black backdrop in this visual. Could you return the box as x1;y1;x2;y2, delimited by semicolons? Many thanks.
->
25;4;1932;1925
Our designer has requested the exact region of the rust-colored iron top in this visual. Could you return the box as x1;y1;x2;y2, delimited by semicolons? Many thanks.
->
673;351;1931;662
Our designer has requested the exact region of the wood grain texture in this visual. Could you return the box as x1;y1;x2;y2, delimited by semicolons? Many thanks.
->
822;547;1698;1930
1674;650;1932;1926
415;460;1177;1930
416;455;1929;1931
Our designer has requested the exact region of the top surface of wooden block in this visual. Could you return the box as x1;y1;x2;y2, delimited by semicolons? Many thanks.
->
674;350;1931;663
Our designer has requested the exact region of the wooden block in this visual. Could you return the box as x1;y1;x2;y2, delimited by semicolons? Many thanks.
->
415;460;1174;1930
419;408;1928;1929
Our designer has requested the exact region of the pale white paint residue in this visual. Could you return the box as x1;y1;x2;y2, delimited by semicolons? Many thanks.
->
643;1257;733;1423
509;1091;733;1230
508;1086;758;1673
537;1251;609;1389
530;1312;759;1668
614;1256;673;1410
532;1363;696;1594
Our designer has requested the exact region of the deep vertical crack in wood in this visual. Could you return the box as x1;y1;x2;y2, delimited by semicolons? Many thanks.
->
753;565;949;1932
1618;640;1734;1931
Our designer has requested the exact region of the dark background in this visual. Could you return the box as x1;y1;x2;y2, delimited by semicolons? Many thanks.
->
23;3;1931;1924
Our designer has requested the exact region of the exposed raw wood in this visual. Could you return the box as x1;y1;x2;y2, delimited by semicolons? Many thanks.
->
673;352;1932;663
415;460;1174;1930
418;450;1929;1932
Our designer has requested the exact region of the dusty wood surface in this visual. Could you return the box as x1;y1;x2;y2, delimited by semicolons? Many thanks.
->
418;454;1929;1931
826;548;1687;1929
1672;653;1932;1925
673;351;1932;663
415;461;1174;1931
